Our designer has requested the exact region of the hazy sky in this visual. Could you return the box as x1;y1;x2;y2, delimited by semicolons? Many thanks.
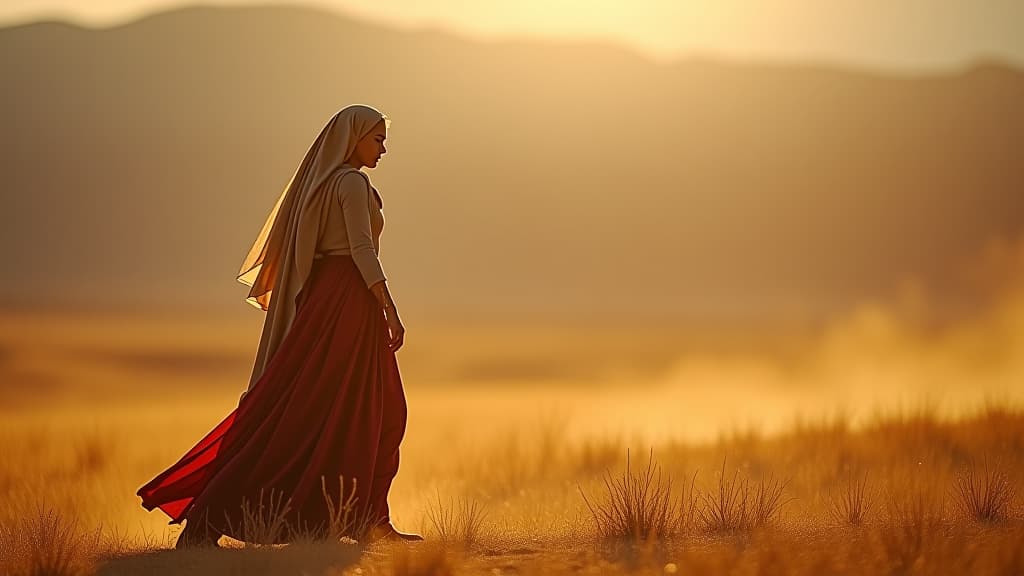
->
3;0;1023;70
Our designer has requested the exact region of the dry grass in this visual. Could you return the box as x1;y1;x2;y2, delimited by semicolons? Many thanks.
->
695;460;748;533
579;451;792;541
210;476;378;546
316;475;377;542
0;505;101;576
676;468;700;537
828;471;874;526
952;459;1017;524
222;487;295;546
749;470;791;527
695;457;792;533
422;491;487;547
578;449;679;541
2;393;1024;574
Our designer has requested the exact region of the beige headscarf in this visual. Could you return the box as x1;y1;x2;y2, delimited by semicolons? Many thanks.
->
237;104;388;395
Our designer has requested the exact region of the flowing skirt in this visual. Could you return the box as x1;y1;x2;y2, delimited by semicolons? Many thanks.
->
136;255;407;543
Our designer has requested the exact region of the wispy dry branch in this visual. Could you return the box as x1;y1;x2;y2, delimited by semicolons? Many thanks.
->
223;486;294;546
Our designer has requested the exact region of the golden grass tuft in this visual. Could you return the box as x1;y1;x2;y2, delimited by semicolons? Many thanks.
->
423;491;488;546
827;471;874;526
208;476;376;546
284;476;377;544
315;475;377;542
579;452;793;541
952;459;1016;524
0;505;101;576
222;486;295;546
578;449;680;541
696;457;792;533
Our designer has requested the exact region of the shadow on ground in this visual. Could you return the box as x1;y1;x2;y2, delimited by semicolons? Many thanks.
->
96;541;362;575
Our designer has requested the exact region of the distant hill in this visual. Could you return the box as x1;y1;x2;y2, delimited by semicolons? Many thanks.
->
2;4;1022;329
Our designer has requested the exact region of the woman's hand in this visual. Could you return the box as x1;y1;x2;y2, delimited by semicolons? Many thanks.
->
370;280;404;352
385;306;405;352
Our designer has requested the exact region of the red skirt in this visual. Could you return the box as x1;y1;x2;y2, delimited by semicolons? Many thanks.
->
136;255;407;543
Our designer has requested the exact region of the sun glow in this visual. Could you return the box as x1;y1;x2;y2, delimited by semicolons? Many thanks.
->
2;0;1023;69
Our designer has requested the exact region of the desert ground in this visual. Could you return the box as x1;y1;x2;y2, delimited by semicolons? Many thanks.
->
1;295;1023;574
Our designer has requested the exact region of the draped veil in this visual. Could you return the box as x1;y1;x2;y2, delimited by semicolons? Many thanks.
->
236;105;388;394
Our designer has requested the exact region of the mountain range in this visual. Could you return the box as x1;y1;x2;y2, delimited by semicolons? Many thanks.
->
2;4;1022;330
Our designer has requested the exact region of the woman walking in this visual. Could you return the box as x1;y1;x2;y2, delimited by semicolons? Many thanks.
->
136;104;422;548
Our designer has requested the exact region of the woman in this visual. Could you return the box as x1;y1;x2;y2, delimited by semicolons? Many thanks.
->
136;104;422;548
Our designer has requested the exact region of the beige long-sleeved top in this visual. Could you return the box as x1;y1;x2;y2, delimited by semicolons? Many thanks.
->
315;166;387;288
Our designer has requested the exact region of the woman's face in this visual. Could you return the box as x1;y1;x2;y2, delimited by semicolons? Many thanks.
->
351;120;387;169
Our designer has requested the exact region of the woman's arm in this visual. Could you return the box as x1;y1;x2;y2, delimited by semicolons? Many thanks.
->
336;172;388;289
369;280;395;311
334;171;404;351
370;280;405;352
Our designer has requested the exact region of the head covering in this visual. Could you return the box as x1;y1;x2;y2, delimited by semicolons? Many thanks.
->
237;104;388;393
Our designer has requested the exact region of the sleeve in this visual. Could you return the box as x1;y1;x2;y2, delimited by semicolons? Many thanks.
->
335;171;388;289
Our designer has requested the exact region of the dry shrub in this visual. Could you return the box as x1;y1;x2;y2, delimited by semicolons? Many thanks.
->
696;457;791;533
219;476;373;546
305;475;375;542
578;449;679;541
423;491;487;546
952;459;1016;523
221;486;294;546
827;471;874;526
300;476;359;542
283;476;360;543
0;505;101;576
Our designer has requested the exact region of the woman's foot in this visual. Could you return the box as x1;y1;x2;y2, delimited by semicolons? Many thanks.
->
175;519;222;549
368;522;424;543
